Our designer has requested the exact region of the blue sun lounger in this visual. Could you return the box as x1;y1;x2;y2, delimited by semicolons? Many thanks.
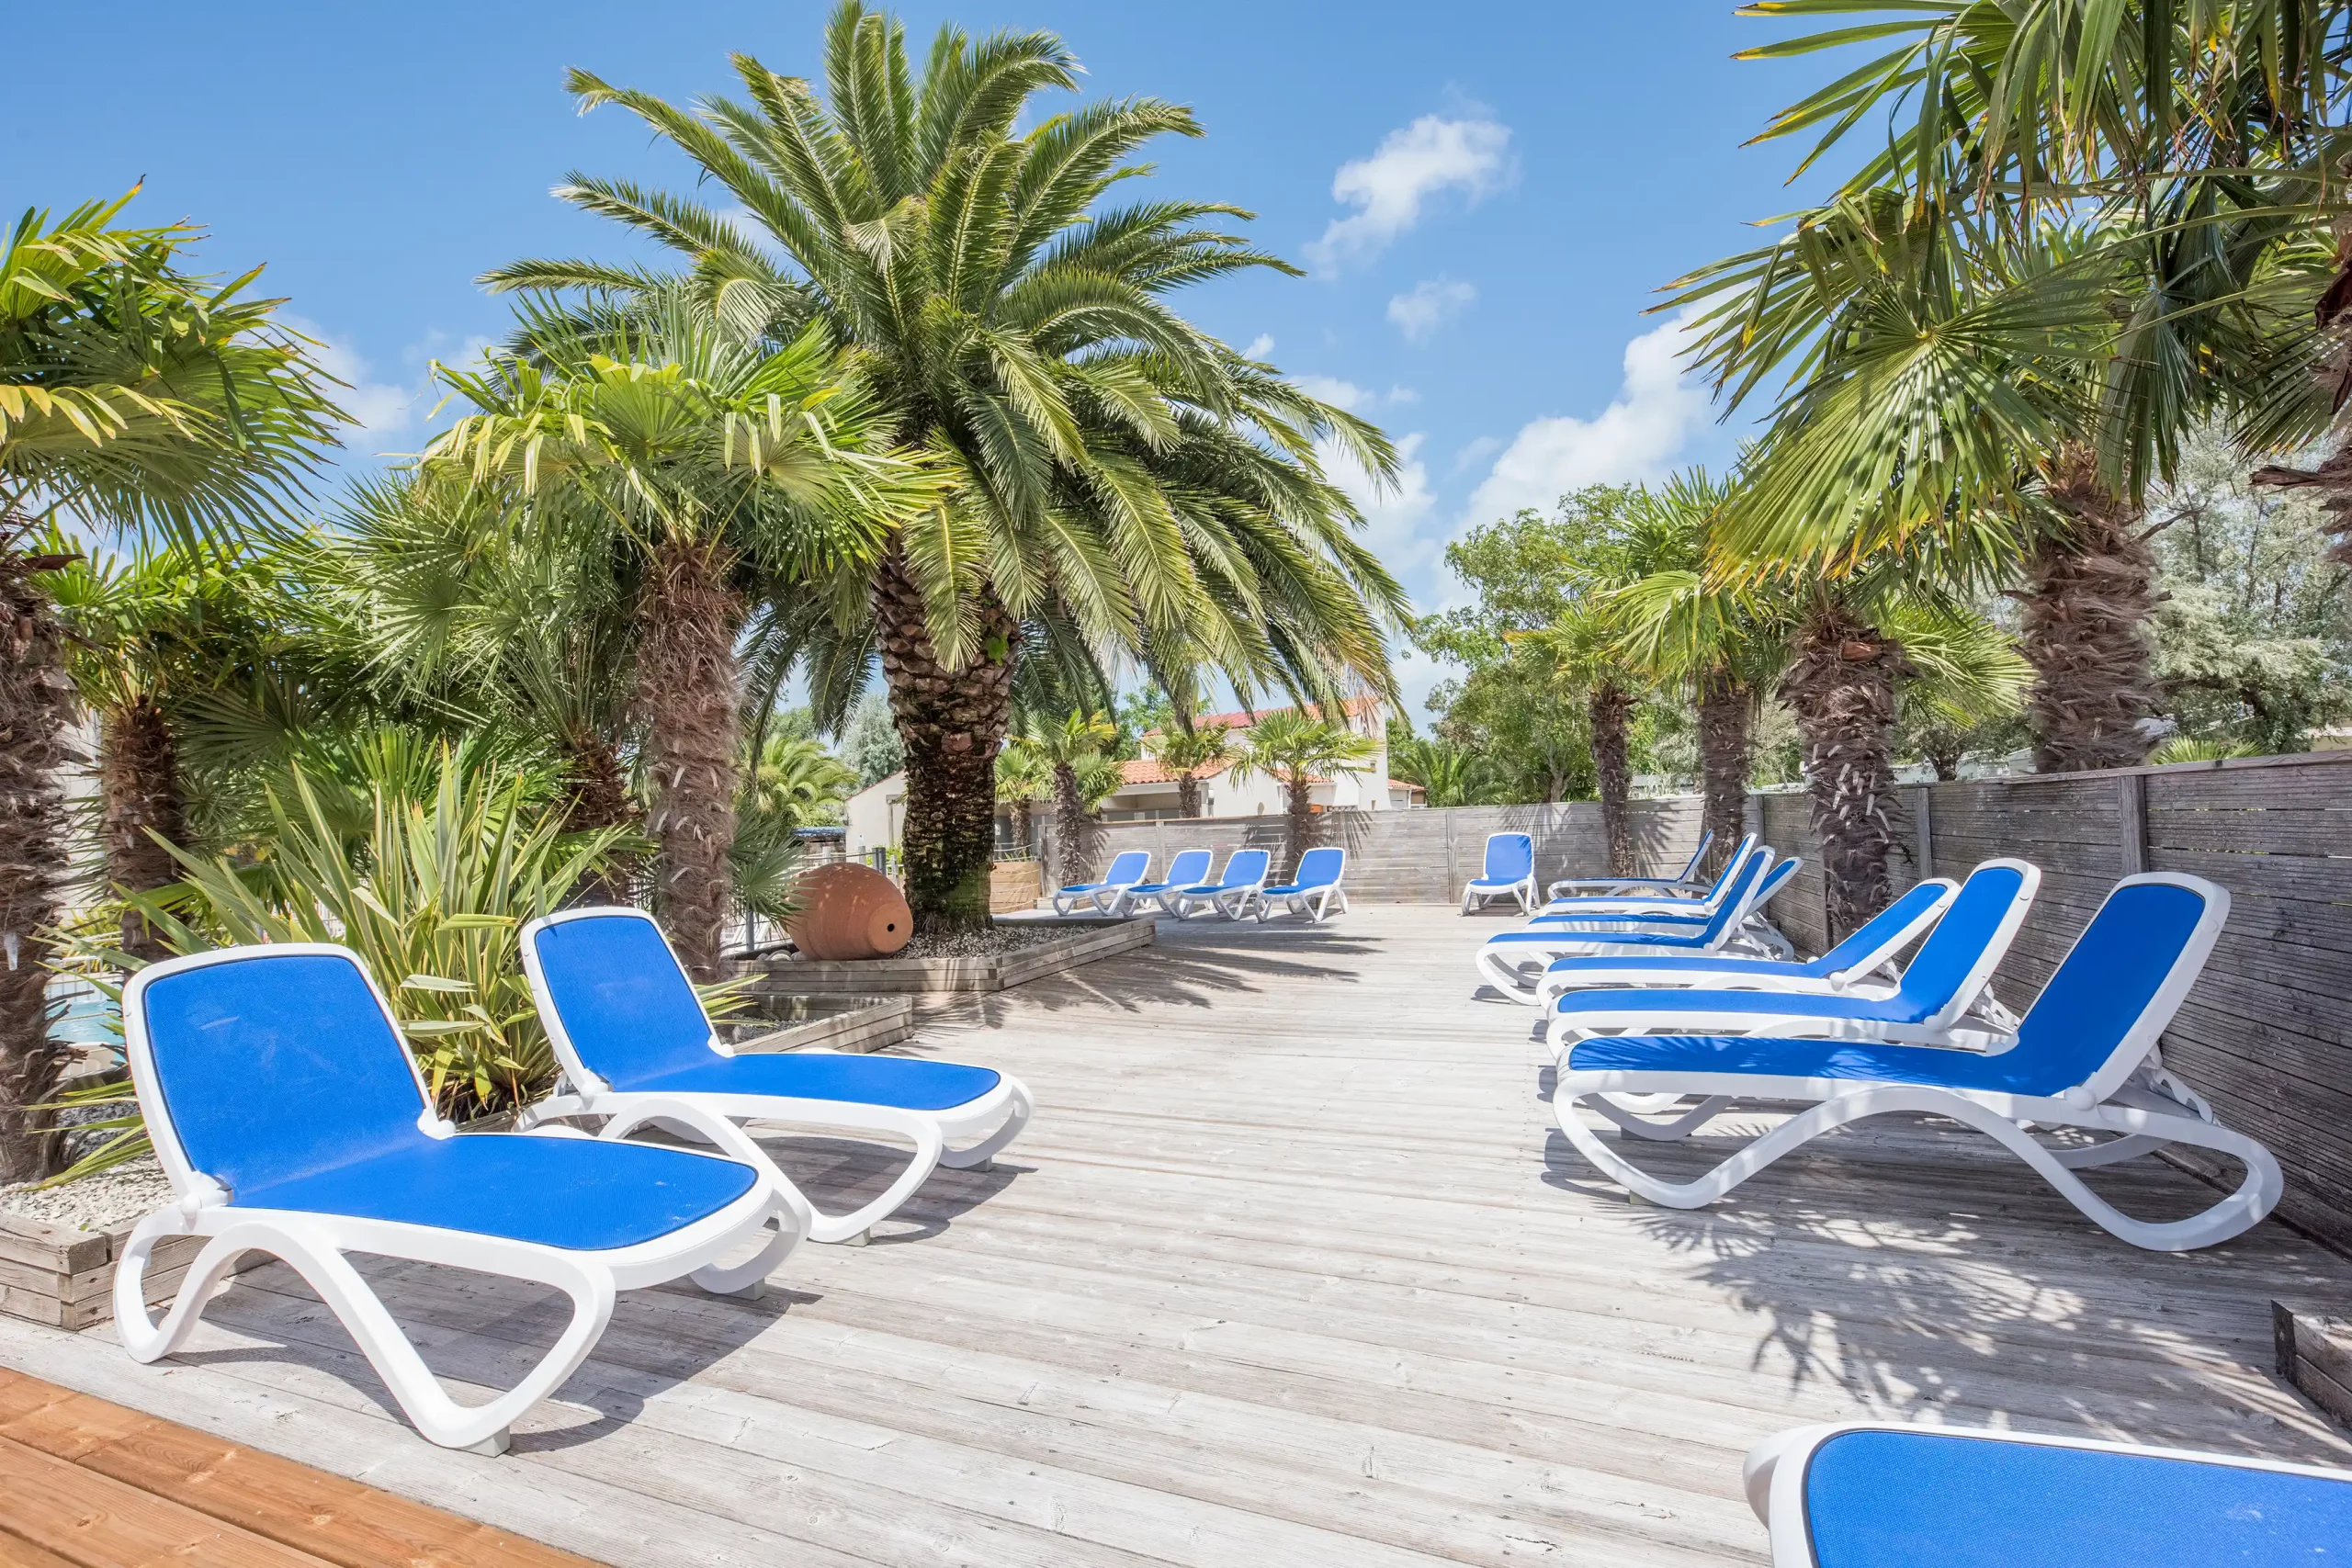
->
1257;846;1350;922
1532;876;1957;1007
116;945;802;1453
1553;872;2282;1249
1544;830;1716;901
1053;849;1151;916
1544;860;2037;1055
1167;847;1272;919
522;908;1034;1245
1461;832;1537;914
1528;833;1761;922
1476;849;1789;1004
1121;848;1213;916
1745;1422;2352;1568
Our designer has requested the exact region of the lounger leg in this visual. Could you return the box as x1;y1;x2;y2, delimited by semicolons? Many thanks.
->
1585;1094;1733;1141
941;1074;1035;1170
1474;947;1545;1004
118;1213;616;1452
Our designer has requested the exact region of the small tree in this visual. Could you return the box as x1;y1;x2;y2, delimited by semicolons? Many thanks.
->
1153;725;1232;818
1029;709;1116;885
1231;709;1376;875
995;737;1048;852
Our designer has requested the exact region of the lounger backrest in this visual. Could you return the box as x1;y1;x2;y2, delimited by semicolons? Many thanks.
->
2008;874;2228;1100
524;909;719;1092
1219;848;1271;887
1095;850;1150;887
1693;848;1773;942
126;947;431;1199
1161;849;1212;887
1674;830;1716;883
1886;860;2039;1024
1484;832;1532;883
1292;846;1345;888
1815;879;1959;978
1696;833;1760;903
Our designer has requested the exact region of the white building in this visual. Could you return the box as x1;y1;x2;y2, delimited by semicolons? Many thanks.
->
841;696;1425;858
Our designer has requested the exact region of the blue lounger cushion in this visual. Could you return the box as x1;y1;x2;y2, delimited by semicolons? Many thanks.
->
1554;987;1941;1029
1566;1033;2080;1094
1797;1427;2352;1568
1542;882;1954;987
614;1053;1002;1111
532;917;1004;1111
236;1137;759;1251
139;952;759;1251
1266;847;1344;897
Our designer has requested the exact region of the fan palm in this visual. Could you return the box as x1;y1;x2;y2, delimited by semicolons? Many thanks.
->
0;194;339;1179
994;734;1048;851
419;304;936;977
1230;708;1377;875
1150;722;1231;818
1390;733;1498;808
486;3;1408;931
1025;708;1115;885
43;537;300;963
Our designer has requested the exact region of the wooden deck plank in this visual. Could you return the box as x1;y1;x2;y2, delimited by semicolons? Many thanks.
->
0;905;2346;1567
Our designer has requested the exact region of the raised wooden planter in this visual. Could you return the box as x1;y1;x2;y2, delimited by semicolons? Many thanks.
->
2276;1300;2352;1429
989;859;1042;914
741;917;1154;1007
0;1213;221;1331
728;994;913;1055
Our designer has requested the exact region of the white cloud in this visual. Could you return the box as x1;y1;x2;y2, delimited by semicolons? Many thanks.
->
1386;277;1476;343
1307;115;1513;271
1459;312;1708;528
1295;373;1372;412
287;317;418;438
1241;333;1276;361
1326;430;1440;585
1451;434;1503;475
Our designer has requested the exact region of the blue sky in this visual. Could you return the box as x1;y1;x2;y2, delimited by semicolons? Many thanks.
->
7;2;1849;723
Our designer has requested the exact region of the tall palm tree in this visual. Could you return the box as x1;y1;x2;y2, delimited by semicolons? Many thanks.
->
1230;709;1377;876
486;3;1407;931
421;305;935;977
1026;708;1114;886
0;195;339;1179
1151;723;1231;818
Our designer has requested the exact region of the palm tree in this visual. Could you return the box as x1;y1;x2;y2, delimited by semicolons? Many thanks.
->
743;732;856;829
43;539;294;963
420;305;935;978
486;4;1408;931
1390;733;1497;807
1609;477;1792;879
1230;709;1377;875
1151;723;1231;818
994;734;1048;852
0;195;339;1179
1026;708;1115;886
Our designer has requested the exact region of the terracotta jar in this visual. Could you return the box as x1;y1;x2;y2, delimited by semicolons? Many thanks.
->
786;863;914;960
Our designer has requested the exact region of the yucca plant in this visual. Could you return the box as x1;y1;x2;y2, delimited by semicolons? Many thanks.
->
51;750;632;1189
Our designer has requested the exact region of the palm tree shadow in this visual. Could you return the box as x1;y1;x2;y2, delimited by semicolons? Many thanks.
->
925;917;1375;1025
1535;1108;2352;1461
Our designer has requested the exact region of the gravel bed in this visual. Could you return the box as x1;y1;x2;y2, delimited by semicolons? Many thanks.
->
896;924;1066;961
0;1156;170;1233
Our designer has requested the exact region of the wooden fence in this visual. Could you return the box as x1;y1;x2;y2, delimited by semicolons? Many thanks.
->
1078;750;2352;1253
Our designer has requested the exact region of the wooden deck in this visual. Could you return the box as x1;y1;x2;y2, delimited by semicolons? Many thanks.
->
2;904;2347;1567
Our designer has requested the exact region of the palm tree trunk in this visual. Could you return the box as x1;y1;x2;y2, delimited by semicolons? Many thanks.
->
1780;603;1910;942
98;697;185;966
2023;446;2165;773
0;559;74;1182
1285;773;1316;877
1175;773;1201;818
1052;761;1087;886
559;728;637;905
873;546;1013;933
635;537;741;982
1694;668;1752;880
1588;682;1635;877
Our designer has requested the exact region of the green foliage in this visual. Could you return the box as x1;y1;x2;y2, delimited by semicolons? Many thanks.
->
65;750;628;1122
843;691;905;785
1390;734;1500;807
1230;708;1377;790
